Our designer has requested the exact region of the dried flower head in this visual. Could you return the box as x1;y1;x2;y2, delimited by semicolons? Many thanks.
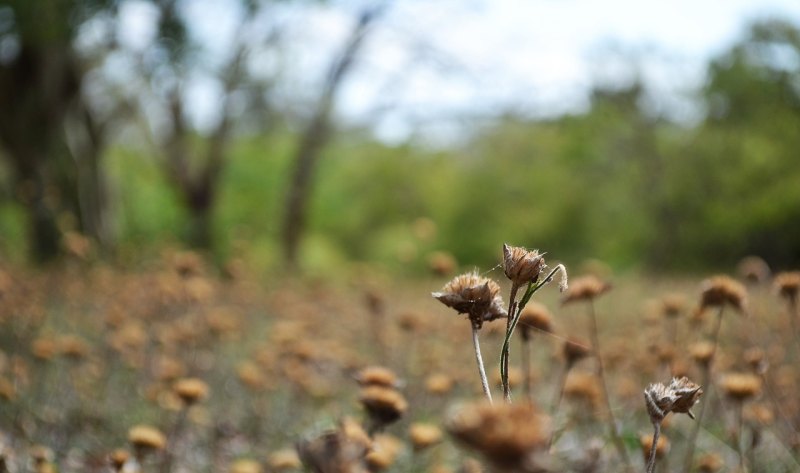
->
689;341;716;366
744;403;774;427
359;386;408;426
639;432;669;460
128;425;167;451
774;271;800;302
296;419;371;473
698;276;748;313
643;377;703;423
267;449;302;471
356;366;399;388
517;302;553;340
446;401;551;471
696;453;724;473
563;371;602;410
743;347;768;374
364;434;403;471
720;373;761;401
432;271;507;328
409;423;443;451
561;275;611;304
502;244;546;287
737;256;771;284
173;378;209;406
109;449;129;472
425;373;455;395
660;294;685;318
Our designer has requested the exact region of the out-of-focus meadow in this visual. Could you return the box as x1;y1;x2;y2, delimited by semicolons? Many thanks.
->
2;1;800;472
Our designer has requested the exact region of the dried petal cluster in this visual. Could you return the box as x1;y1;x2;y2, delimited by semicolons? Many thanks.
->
446;401;551;472
774;271;800;301
561;275;611;304
720;373;762;401
698;276;748;313
517;302;553;340
296;418;371;473
643;377;703;423
502;244;546;287
432;271;507;328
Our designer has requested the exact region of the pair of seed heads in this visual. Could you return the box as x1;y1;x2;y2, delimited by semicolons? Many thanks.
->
643;377;703;424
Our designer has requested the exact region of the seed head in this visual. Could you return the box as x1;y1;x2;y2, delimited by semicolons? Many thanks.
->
356;366;399;389
689;341;716;367
643;377;703;423
698;276;748;314
359;386;408;426
445;401;551;472
720;373;761;401
409;423;443;451
128;425;167;451
660;294;685;318
364;434;403;471
696;453;724;473
502;244;546;287
173;377;209;406
561;275;611;304
775;271;800;302
109;449;129;472
517;302;553;340
737;256;771;284
425;373;455;395
432;271;507;328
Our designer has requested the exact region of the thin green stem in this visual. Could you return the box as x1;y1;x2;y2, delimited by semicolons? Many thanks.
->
500;266;563;402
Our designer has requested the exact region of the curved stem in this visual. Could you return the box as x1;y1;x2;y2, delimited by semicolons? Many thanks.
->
646;421;661;473
501;283;520;402
472;325;492;404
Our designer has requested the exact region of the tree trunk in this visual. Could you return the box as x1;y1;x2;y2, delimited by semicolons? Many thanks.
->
281;6;383;269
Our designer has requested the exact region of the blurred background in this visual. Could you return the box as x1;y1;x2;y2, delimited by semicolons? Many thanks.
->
1;0;800;275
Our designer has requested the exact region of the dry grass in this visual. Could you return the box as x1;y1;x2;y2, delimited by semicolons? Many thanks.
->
0;252;798;472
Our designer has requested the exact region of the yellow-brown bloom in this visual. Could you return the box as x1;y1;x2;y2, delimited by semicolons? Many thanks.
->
173;377;209;405
356;366;399;388
502;244;545;287
409;423;443;451
128;425;166;451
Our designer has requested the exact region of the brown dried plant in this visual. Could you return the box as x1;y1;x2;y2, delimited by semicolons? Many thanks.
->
643;377;703;473
433;271;507;403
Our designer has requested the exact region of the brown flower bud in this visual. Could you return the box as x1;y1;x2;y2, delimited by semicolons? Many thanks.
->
503;244;545;287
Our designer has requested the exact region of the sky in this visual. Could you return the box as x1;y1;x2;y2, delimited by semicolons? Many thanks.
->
118;0;800;143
